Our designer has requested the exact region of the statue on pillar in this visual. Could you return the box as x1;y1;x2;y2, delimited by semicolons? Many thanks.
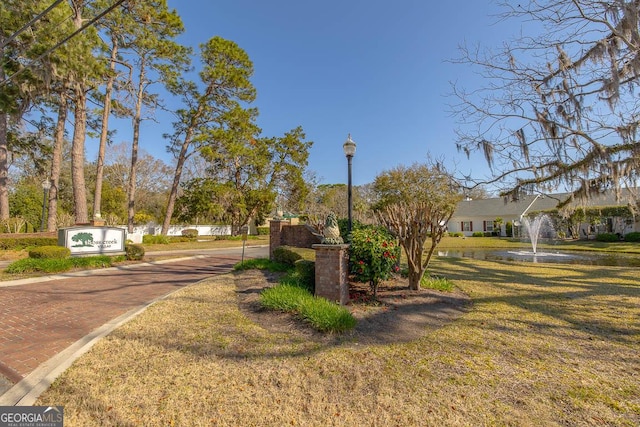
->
321;213;343;244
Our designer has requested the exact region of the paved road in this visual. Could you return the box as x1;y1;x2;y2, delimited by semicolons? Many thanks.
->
0;245;268;405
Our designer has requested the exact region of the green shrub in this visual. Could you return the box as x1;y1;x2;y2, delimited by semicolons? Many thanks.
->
349;226;399;298
472;232;485;237
624;232;640;242
257;226;270;235
448;232;464;237
506;221;513;237
596;233;619;242
504;221;513;237
28;245;70;259
273;246;303;266
278;269;309;288
0;237;57;250
181;228;198;239
294;259;315;291
125;243;145;260
5;258;73;274
5;255;115;274
337;217;364;241
142;234;170;244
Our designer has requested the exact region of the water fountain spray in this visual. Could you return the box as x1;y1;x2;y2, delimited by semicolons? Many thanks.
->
520;214;555;254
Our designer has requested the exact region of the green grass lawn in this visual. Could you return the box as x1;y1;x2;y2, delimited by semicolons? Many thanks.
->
35;246;639;426
439;235;640;254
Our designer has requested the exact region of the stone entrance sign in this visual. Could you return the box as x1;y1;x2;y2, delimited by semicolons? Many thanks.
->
58;226;126;256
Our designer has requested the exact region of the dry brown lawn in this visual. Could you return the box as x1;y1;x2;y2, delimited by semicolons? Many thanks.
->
37;257;640;426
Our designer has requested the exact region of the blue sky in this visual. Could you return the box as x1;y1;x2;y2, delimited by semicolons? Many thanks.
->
120;1;519;188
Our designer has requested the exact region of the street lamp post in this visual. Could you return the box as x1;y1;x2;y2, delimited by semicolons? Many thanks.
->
40;179;51;232
342;134;356;235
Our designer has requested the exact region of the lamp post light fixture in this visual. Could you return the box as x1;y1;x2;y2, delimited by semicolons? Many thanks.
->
40;179;51;232
343;134;356;235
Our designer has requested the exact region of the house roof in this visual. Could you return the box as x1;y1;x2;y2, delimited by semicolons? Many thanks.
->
454;190;637;219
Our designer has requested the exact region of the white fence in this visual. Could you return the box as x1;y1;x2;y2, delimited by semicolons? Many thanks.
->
120;224;232;244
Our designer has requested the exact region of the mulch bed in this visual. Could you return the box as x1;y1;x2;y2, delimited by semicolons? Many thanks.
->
234;270;471;346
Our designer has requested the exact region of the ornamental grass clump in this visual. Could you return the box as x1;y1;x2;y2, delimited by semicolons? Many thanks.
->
296;296;357;332
260;284;309;312
250;259;355;333
349;226;399;298
261;284;356;332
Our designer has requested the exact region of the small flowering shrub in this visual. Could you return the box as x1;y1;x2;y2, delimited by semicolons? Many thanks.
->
348;226;399;298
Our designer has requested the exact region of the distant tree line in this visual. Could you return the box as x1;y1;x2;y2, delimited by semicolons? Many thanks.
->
1;1;311;234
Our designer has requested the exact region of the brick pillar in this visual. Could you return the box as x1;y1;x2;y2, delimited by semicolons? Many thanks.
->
312;244;350;305
269;220;285;260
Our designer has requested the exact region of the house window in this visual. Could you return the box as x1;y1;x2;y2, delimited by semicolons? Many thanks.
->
484;221;494;232
461;221;473;232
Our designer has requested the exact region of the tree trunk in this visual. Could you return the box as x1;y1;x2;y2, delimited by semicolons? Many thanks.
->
94;40;118;221
47;91;68;231
69;1;89;224
71;85;88;224
407;269;423;291
128;60;146;233
0;46;9;220
162;97;208;235
161;135;192;235
402;238;424;291
0;112;8;220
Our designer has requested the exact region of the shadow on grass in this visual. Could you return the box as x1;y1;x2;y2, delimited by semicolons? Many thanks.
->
429;257;640;346
104;258;638;364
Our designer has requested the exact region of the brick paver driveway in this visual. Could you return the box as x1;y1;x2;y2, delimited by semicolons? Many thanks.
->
0;246;267;386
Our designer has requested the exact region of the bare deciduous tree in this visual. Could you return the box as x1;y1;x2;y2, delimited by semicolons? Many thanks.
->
453;0;640;208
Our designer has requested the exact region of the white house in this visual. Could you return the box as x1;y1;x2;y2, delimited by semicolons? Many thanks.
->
448;191;640;238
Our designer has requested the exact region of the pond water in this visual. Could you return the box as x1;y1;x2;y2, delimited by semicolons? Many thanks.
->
436;249;640;267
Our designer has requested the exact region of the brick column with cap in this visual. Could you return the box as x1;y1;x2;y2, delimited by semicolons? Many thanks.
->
312;244;350;305
269;220;285;260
